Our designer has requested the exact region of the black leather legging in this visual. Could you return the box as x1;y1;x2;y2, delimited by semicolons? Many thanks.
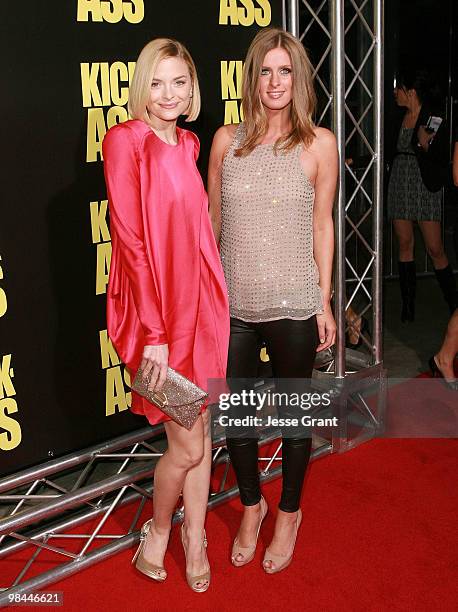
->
226;316;319;513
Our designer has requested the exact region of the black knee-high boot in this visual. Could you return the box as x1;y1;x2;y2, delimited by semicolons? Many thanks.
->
434;264;458;314
398;261;416;322
226;438;261;506
278;437;313;513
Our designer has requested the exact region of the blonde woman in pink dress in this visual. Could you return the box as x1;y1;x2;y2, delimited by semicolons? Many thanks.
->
103;38;229;592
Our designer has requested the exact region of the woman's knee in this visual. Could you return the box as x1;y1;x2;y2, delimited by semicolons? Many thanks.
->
165;415;208;469
425;244;445;262
171;442;205;470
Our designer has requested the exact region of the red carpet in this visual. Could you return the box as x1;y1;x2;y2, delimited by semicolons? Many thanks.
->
384;375;458;438
5;438;458;612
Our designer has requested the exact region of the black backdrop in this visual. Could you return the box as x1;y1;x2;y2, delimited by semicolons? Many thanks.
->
0;1;282;477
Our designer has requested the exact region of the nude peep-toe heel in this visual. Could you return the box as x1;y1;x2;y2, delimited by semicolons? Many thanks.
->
181;523;211;593
231;495;268;567
263;508;302;574
131;518;167;582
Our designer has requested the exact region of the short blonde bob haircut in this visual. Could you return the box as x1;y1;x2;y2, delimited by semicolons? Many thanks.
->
128;38;201;124
236;27;317;156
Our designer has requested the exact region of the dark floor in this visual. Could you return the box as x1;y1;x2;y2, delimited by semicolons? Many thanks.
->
382;274;453;378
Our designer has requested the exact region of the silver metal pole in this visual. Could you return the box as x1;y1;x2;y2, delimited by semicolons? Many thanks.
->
287;0;300;37
0;487;148;559
331;0;346;378
0;465;154;535
373;0;384;364
0;426;162;493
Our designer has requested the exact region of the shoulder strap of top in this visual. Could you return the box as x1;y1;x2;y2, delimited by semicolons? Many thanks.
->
224;122;245;157
232;122;246;147
291;139;304;158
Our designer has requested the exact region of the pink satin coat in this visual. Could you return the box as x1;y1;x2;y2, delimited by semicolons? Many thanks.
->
102;119;229;425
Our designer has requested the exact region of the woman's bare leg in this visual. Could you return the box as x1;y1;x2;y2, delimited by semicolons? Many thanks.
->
420;221;458;312
141;413;206;577
181;409;212;588
435;309;458;380
419;221;448;269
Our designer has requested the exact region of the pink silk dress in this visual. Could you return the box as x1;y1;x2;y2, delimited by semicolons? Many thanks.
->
102;119;229;425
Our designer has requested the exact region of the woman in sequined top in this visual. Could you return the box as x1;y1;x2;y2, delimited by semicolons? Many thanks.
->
208;28;337;574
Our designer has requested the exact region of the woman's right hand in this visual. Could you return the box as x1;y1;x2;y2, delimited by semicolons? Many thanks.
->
141;344;169;392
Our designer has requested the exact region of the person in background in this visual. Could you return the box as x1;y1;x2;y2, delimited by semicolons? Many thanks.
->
208;27;337;574
387;69;456;321
103;38;229;593
429;125;458;390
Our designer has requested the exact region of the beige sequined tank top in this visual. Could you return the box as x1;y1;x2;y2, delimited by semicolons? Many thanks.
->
220;123;323;322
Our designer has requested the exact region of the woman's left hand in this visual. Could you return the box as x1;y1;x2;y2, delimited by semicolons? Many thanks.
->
316;306;337;352
417;125;433;151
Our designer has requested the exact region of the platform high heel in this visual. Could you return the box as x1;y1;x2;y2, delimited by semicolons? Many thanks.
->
346;316;369;349
131;518;167;582
428;356;458;391
181;523;211;593
262;508;302;574
231;496;268;567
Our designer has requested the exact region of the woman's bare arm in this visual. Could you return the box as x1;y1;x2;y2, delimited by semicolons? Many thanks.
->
207;124;237;244
312;127;338;350
453;142;458;187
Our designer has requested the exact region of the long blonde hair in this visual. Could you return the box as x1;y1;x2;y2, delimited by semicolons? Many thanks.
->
128;38;201;124
236;27;316;157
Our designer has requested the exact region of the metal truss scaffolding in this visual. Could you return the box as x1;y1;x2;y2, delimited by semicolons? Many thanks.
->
0;3;385;603
285;2;387;452
288;0;384;375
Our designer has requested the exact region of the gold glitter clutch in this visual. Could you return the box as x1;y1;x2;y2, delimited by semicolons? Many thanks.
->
132;366;208;430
